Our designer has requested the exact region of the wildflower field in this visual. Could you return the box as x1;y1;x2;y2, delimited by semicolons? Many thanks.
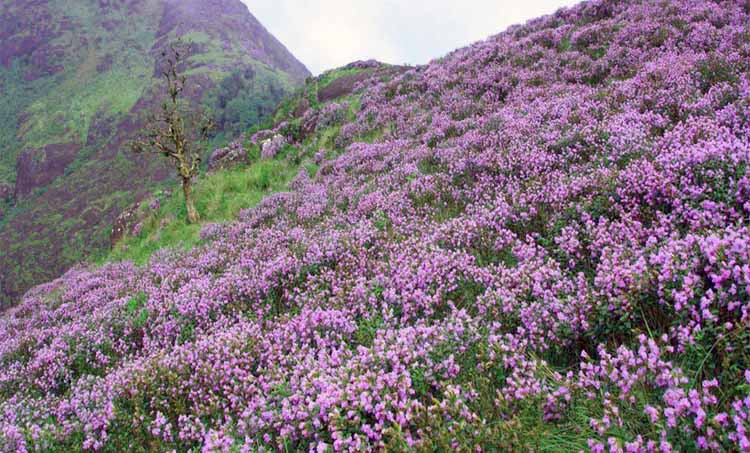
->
2;0;750;451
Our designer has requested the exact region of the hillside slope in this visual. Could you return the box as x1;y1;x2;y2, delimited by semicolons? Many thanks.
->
0;0;309;307
2;0;750;451
106;60;408;266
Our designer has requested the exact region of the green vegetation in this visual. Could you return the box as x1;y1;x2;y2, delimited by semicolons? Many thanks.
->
0;61;57;183
204;61;294;139
105;68;372;266
20;0;159;149
273;66;369;122
0;0;309;307
23;69;149;148
106;156;297;264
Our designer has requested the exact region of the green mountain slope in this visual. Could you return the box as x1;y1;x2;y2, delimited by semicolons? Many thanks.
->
0;0;310;307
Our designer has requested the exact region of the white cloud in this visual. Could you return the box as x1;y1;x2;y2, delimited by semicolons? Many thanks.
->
243;0;582;74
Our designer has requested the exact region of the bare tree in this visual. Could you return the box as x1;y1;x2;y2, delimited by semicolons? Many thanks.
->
130;39;213;224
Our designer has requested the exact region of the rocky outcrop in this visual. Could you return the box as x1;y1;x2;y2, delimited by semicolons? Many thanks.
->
110;201;142;249
14;144;81;199
343;59;382;70
317;62;409;102
318;71;377;103
261;134;287;159
110;193;170;248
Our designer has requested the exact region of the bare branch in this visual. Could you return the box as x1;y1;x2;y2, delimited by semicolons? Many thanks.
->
127;37;210;224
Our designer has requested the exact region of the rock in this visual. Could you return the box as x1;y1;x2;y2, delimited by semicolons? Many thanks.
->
292;98;311;118
318;70;376;103
14;143;80;199
110;191;170;249
0;183;13;202
318;63;411;103
207;141;248;172
251;129;276;145
110;202;141;249
344;59;382;70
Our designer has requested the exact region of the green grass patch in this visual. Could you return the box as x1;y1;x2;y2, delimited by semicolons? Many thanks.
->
106;159;298;265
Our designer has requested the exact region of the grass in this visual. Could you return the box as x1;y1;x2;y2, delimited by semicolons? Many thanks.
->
23;69;149;147
17;0;159;148
105;157;299;265
0;60;58;183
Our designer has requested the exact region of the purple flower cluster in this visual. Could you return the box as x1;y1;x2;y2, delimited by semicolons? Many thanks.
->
208;140;248;171
2;0;750;451
315;102;350;131
261;134;287;159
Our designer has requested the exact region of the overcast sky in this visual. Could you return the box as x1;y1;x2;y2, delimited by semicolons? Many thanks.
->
243;0;582;75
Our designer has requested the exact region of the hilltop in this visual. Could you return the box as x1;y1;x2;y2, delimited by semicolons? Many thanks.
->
1;0;750;451
0;0;309;307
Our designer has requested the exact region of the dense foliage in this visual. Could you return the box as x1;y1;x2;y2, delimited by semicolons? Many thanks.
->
2;0;750;451
207;66;291;139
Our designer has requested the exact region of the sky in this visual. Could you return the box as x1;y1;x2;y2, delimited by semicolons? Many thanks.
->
243;0;583;75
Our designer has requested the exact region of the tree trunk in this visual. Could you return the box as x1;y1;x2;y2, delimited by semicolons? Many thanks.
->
182;177;200;224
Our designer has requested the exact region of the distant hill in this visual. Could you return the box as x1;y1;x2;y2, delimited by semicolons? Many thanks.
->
0;0;310;306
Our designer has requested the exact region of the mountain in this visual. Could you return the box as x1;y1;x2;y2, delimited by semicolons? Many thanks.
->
2;0;750;451
0;0;309;307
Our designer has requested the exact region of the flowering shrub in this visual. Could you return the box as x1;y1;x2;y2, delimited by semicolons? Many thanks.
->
207;140;247;171
260;134;287;159
316;102;350;131
2;0;750;451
